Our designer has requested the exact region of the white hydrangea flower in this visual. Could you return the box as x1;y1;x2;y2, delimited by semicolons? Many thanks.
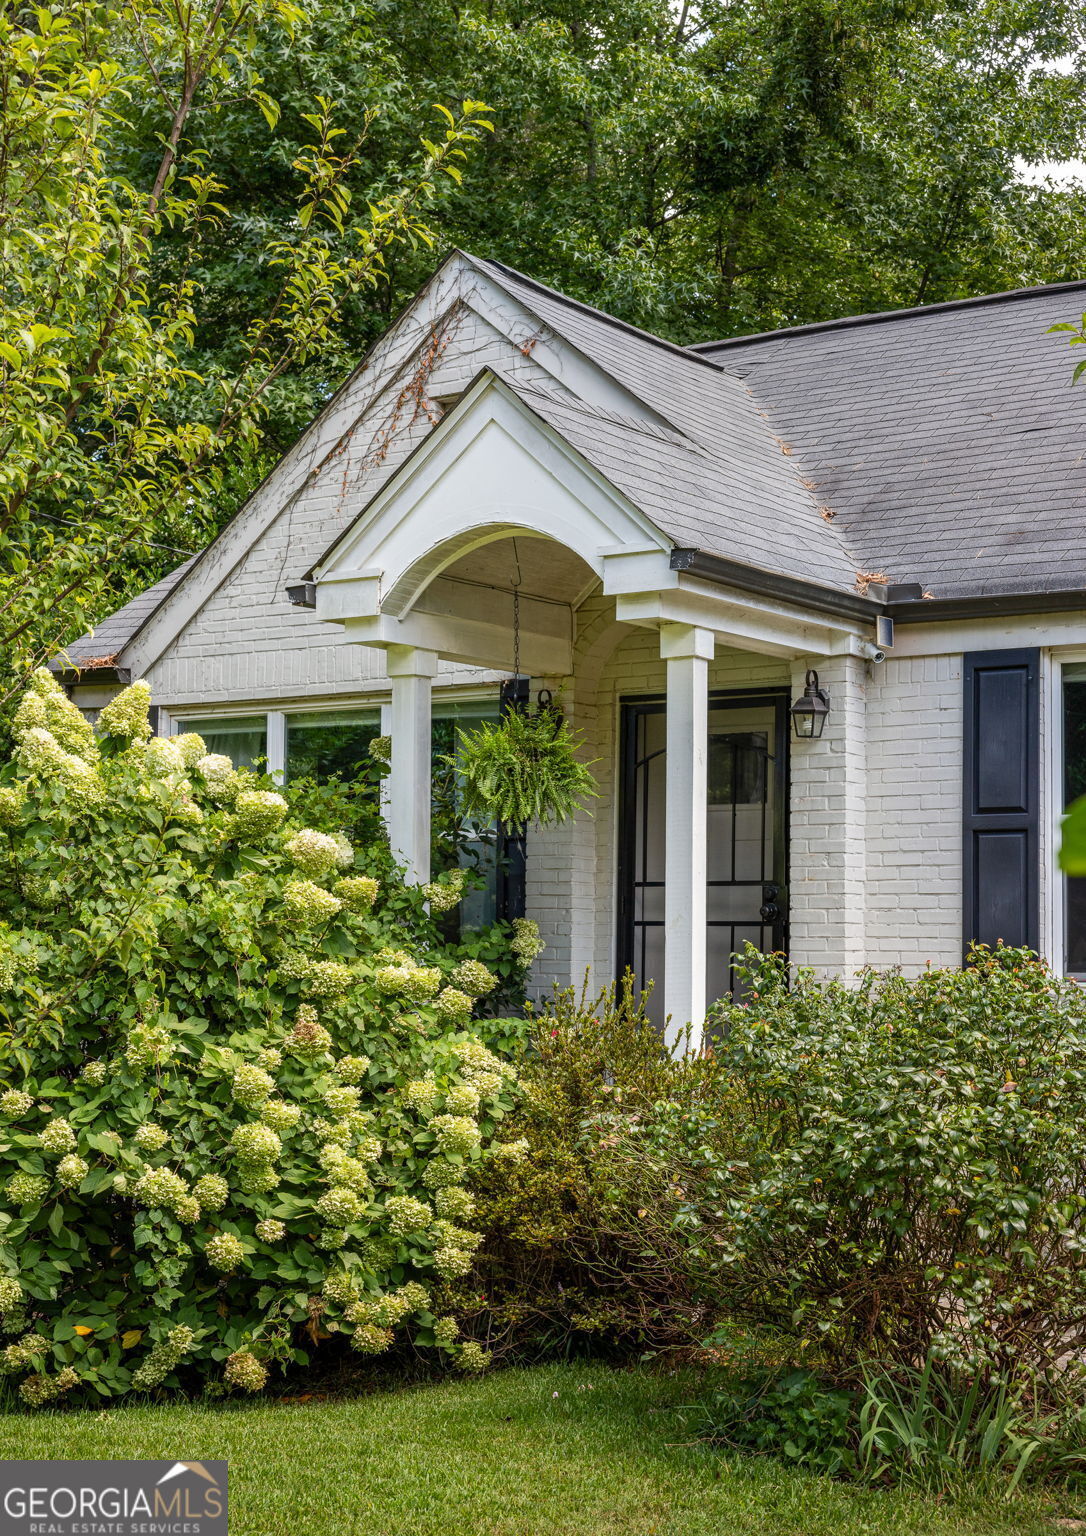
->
333;876;379;913
17;728;104;809
133;1123;168;1154
205;1232;246;1272
172;733;207;768
133;1166;190;1213
434;987;474;1022
322;1084;360;1117
224;1348;267;1392
280;879;342;928
511;917;545;965
445;1083;481;1118
192;1174;228;1211
316;1185;363;1226
231;1062;275;1109
449;959;498;998
303;960;354;999
285;829;341;879
143;737;187;776
230;790;288;840
374;963;441;1003
96;680;152;741
255;1218;285;1243
259;1098;301;1134
332;833;354;870
39;1117;76;1157
195;753;239;803
430;1114;481;1157
334;1054;370;1085
421;868;465;912
435;1186;475;1222
384;1195;432;1237
230;1122;281;1167
0;1089;34;1119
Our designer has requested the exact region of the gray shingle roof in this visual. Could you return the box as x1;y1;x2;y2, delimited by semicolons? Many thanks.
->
475;257;859;593
63;558;197;668
512;380;859;594
696;282;1086;600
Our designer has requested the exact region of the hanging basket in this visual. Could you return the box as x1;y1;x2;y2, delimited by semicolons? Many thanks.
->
449;696;599;829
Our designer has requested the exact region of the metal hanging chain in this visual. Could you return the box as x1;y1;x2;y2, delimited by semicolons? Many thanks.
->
510;537;523;681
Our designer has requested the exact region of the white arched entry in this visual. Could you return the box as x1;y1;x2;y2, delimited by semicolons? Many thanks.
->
310;369;862;1044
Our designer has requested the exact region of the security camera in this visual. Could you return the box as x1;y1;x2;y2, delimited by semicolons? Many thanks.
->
858;640;886;663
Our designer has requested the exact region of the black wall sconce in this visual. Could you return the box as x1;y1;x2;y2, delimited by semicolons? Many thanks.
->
790;669;830;739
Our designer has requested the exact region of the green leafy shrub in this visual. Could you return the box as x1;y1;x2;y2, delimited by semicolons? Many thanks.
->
694;1368;856;1476
565;947;1086;1382
465;977;722;1357
0;671;536;1405
694;1355;1086;1493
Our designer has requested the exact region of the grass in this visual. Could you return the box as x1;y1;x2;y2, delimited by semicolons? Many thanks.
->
1;1363;1083;1536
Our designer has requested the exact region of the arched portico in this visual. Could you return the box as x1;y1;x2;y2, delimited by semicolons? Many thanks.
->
309;369;872;1045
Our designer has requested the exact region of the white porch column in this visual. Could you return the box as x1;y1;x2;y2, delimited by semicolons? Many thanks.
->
386;645;438;884
660;622;715;1050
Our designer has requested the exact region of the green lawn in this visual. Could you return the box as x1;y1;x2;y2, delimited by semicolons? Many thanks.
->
1;1364;1082;1536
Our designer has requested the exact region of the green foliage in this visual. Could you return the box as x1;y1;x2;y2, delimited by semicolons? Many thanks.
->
855;1357;1083;1494
695;1356;1086;1493
135;0;1086;433
0;671;537;1406
0;1;492;708
474;949;1086;1390
1059;794;1086;874
450;708;598;829
696;1368;856;1476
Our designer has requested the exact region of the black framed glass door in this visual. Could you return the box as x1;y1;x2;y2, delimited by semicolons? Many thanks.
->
617;689;789;1026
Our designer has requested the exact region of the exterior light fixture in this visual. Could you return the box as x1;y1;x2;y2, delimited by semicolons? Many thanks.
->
790;669;830;739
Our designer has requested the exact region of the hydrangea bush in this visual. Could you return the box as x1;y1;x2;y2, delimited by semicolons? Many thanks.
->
0;672;535;1405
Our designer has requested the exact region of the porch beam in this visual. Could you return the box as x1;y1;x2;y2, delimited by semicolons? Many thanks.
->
660;621;714;1051
386;645;439;884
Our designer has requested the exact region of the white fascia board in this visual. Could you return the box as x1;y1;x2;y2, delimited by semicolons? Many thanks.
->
615;577;848;658
313;372;671;621
891;611;1086;658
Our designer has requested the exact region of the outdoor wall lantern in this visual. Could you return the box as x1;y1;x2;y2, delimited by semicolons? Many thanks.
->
790;669;830;739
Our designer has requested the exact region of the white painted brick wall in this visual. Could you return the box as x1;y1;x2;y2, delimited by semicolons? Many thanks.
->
864;653;962;970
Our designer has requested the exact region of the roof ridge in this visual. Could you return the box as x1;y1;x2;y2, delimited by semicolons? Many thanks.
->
692;277;1086;352
470;254;728;373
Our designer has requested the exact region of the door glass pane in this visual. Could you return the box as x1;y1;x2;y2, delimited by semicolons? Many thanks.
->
286;710;380;783
623;697;783;1031
1063;674;1086;974
184;715;267;770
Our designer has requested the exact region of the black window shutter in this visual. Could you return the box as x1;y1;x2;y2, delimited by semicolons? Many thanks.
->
962;648;1040;957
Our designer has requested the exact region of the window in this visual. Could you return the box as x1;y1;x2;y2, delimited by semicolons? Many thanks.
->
1064;665;1086;975
176;698;508;931
432;700;502;932
286;710;380;783
184;715;267;769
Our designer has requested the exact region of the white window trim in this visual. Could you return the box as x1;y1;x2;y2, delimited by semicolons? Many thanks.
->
1043;646;1086;977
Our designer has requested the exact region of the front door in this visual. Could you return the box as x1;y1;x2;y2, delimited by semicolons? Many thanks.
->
617;690;789;1027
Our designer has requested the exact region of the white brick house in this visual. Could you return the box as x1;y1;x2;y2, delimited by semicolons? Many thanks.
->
62;253;1086;1044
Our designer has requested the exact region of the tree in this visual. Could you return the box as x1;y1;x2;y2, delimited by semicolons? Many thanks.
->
0;1;491;707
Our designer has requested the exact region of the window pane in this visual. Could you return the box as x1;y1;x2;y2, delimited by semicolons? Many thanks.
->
184;715;267;769
286;710;380;783
1065;679;1086;974
432;701;500;931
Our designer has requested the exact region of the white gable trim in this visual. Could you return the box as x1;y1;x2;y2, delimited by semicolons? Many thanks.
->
312;370;674;632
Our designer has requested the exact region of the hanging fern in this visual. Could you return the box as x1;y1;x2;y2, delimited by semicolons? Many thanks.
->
449;706;599;828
